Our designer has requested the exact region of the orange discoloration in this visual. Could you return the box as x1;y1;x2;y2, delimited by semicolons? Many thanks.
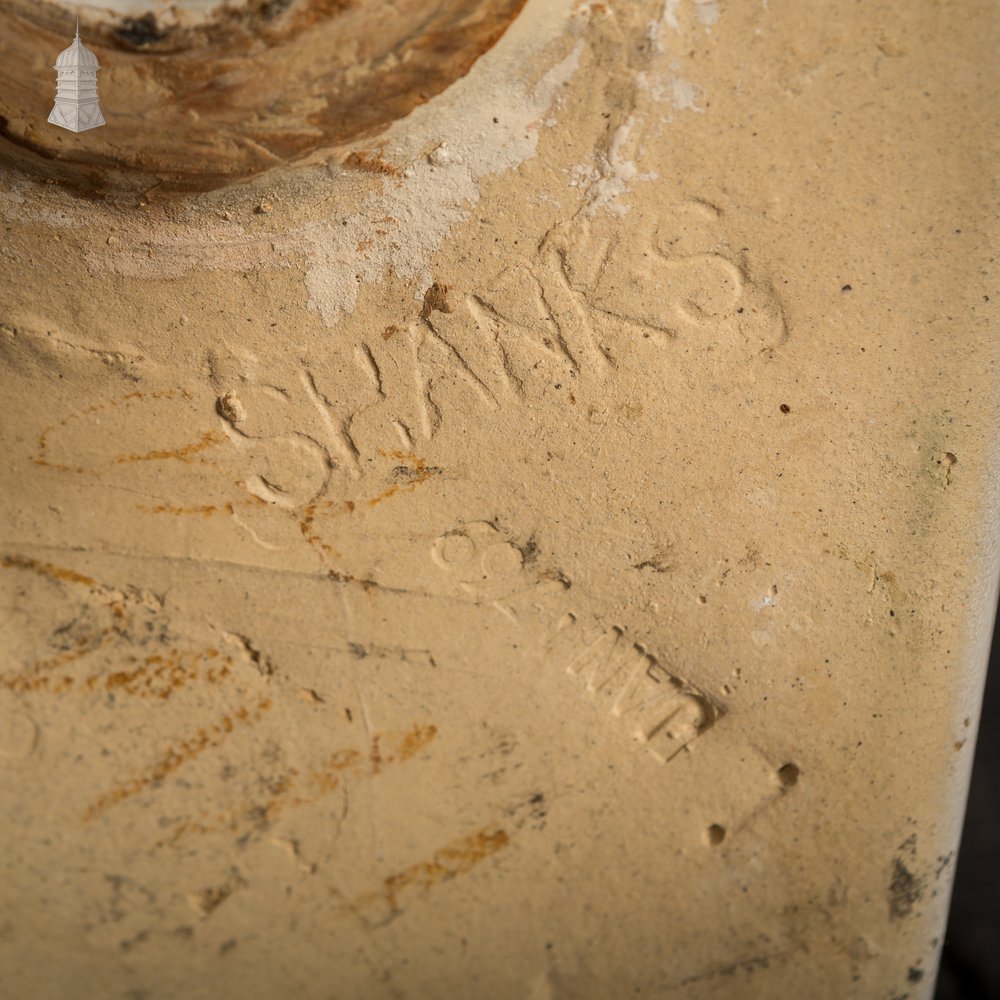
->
2;599;235;701
84;696;272;821
139;501;236;517
370;733;385;774
124;391;194;402
420;281;455;319
357;827;510;910
306;747;362;795
34;390;195;472
369;485;400;506
31;454;85;473
138;496;276;518
114;430;226;465
83;650;234;701
9;671;78;694
158;724;436;848
0;597;125;693
343;150;401;177
286;453;440;559
330;746;365;771
163;766;303;846
298;502;340;560
3;642;108;693
369;451;441;508
325;569;386;594
0;553;97;587
397;723;438;761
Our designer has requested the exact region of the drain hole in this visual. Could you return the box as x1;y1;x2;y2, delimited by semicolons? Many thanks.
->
0;0;527;195
115;13;168;47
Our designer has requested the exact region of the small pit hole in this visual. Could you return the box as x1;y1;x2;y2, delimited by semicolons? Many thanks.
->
777;763;800;787
706;824;726;846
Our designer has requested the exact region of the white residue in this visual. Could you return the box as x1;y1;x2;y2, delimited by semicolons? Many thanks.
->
2;1;582;328
637;68;706;114
578;116;657;217
671;77;705;113
694;0;720;27
568;163;599;189
302;29;583;324
645;0;680;52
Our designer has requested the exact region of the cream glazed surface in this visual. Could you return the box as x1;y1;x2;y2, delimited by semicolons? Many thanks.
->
0;1;998;997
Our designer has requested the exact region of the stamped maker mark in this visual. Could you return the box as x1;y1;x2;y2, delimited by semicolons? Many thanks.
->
551;616;719;763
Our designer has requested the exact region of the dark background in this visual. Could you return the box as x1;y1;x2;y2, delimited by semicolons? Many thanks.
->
937;607;1000;999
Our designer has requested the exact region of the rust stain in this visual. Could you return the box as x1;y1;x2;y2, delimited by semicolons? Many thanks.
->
83;648;233;700
84;696;273;821
2;640;108;693
397;723;437;761
343;150;401;177
305;746;362;796
130;449;437;560
114;430;226;465
32;454;85;473
137;495;275;517
420;281;455;320
33;389;196;472
0;553;97;587
298;502;340;559
369;451;441;507
326;568;385;592
158;723;437;848
284;449;442;560
2;639;233;698
0;564;238;700
139;501;236;517
370;733;385;774
369;485;400;507
2;663;79;694
356;826;510;911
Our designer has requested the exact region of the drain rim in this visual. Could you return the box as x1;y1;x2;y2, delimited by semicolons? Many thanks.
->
0;0;527;196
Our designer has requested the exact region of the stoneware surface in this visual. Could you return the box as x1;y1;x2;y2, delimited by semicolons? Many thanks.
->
0;1;997;998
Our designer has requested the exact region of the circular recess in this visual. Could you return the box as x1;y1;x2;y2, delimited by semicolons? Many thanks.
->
0;0;526;196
